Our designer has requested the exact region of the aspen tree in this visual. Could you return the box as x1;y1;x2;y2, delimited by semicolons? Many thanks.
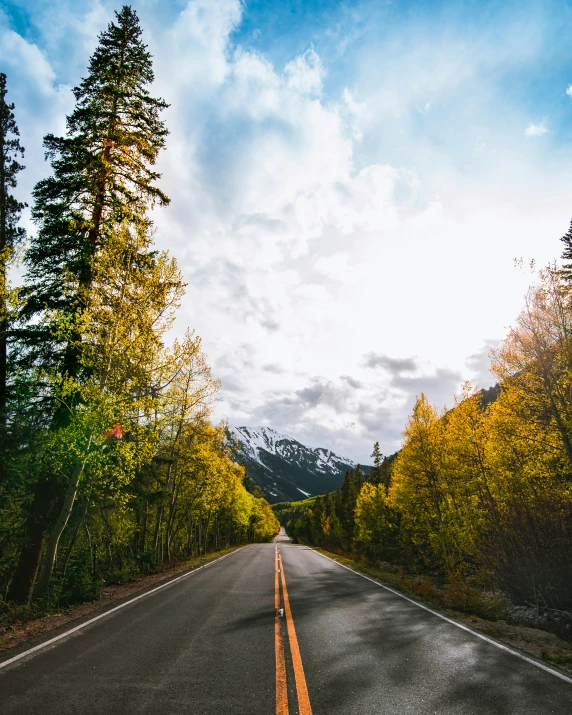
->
390;394;453;571
33;221;184;598
491;266;572;474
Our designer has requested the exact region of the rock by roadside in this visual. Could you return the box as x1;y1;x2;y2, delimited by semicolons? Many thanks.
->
0;547;243;657
504;605;572;637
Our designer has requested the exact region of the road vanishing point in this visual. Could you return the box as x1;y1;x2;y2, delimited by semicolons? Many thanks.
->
1;528;572;714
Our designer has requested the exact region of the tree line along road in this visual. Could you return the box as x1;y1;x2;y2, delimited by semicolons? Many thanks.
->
1;528;572;714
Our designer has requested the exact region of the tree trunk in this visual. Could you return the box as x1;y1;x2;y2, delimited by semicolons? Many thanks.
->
58;491;92;586
6;472;63;603
140;498;148;555
186;516;194;556
33;437;92;600
7;529;45;604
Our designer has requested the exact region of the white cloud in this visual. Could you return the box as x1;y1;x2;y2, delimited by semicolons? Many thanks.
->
465;339;500;389
566;84;572;97
525;121;548;136
284;47;325;95
0;20;75;229
313;253;351;280
342;88;366;116
155;0;242;92
8;0;572;462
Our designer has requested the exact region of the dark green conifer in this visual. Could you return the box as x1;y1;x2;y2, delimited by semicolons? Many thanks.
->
0;72;26;478
23;5;169;372
339;469;359;547
370;442;383;484
561;220;572;282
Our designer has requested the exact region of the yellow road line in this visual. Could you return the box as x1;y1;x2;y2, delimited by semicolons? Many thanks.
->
275;545;289;715
278;548;313;715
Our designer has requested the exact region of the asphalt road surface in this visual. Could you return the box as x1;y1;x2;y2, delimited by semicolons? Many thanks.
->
1;530;572;714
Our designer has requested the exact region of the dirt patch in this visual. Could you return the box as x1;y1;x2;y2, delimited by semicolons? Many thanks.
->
0;546;245;657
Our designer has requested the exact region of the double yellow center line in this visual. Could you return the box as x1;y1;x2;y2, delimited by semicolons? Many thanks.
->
275;544;312;715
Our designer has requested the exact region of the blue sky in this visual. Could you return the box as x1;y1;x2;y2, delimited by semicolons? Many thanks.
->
3;0;572;460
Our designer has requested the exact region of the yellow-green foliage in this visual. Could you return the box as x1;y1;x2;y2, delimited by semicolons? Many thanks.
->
384;266;572;606
1;218;278;602
293;267;572;611
354;482;400;559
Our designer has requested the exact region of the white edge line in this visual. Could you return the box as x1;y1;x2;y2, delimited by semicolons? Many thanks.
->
310;548;572;687
0;546;247;672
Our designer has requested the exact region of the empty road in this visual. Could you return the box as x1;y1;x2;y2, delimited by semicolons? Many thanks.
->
1;531;572;714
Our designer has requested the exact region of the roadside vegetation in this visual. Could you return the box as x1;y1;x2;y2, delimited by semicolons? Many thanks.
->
0;6;278;620
280;254;572;652
305;547;572;673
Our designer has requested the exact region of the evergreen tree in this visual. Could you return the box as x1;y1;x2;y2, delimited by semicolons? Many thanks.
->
22;5;169;375
354;464;364;489
8;6;170;603
370;441;384;484
370;442;393;493
339;469;359;547
561;219;572;282
0;72;26;477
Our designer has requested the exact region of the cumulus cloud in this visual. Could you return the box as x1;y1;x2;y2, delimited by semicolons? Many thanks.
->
343;88;366;116
158;0;242;90
357;405;399;442
0;19;75;228
525;121;548;136
313;253;351;280
262;364;284;374
465;339;500;388
284;47;325;95
566;85;572;97
219;374;245;394
8;0;572;462
242;359;464;461
391;368;463;411
341;375;363;389
363;352;417;374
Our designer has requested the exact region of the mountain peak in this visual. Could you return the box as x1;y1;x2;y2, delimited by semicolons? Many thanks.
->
228;425;361;503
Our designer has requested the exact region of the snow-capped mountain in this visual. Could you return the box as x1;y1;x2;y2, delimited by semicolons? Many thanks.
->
228;426;360;503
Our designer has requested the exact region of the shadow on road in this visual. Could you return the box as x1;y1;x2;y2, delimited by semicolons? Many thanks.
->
278;546;572;715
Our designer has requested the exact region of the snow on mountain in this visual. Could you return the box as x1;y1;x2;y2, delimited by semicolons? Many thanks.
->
228;426;366;503
229;426;293;464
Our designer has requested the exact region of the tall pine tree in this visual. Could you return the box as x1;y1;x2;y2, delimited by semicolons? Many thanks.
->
0;72;26;482
370;442;383;484
8;6;170;603
561;219;572;282
22;5;169;375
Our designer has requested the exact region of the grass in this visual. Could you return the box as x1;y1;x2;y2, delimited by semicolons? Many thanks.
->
542;650;572;665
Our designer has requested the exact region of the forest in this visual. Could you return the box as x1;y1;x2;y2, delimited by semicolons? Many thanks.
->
0;6;278;610
285;259;572;613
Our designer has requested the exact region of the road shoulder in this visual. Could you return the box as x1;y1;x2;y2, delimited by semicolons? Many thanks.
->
0;545;247;662
307;545;572;679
